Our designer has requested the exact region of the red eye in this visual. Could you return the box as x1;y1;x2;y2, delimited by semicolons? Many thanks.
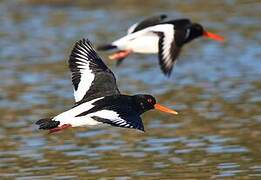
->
147;98;153;103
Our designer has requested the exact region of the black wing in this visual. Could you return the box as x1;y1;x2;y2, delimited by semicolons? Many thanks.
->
76;95;144;131
69;39;120;104
127;14;168;34
155;19;192;76
153;27;184;76
158;32;180;76
92;114;144;132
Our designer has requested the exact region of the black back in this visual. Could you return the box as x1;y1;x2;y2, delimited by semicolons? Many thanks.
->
69;39;120;104
128;14;168;34
163;19;204;45
161;18;191;28
76;95;145;131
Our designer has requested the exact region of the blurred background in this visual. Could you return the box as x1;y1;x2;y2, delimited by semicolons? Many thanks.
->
0;0;260;179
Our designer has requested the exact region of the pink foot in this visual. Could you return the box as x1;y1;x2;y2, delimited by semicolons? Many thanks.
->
109;49;132;60
48;124;72;134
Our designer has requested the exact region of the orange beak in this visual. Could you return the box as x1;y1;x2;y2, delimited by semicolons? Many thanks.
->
154;103;178;115
203;31;225;42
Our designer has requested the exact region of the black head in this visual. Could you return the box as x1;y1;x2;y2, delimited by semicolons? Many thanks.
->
133;94;178;115
133;94;156;114
184;23;204;43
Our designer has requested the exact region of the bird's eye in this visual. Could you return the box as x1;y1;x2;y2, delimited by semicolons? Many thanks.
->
147;98;153;103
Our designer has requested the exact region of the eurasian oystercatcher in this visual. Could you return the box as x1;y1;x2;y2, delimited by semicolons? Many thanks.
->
97;14;225;76
36;39;178;133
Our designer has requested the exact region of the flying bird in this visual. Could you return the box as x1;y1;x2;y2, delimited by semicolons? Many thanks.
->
97;14;225;76
36;39;178;133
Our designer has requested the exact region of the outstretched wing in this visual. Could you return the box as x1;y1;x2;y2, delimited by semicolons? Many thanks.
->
127;14;168;34
157;31;182;76
154;19;192;76
69;39;120;104
92;112;144;132
147;24;182;76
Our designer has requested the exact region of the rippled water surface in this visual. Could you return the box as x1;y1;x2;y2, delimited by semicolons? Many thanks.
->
0;0;260;179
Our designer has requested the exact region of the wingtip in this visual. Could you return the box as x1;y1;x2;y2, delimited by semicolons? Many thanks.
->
165;71;172;77
72;38;97;56
77;38;93;47
137;127;145;132
161;67;173;77
138;123;145;132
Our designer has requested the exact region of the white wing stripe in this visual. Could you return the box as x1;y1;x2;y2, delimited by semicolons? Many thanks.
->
72;41;95;102
88;110;132;127
75;53;88;60
76;45;88;54
76;49;87;57
75;56;87;61
149;24;175;69
70;39;120;103
162;27;174;68
75;61;86;66
74;74;94;102
72;49;95;102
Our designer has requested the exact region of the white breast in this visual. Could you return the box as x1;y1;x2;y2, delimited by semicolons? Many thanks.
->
126;35;159;53
112;29;159;54
112;24;175;54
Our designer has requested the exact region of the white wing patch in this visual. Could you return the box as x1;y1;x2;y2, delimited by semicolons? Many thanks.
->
70;41;95;103
89;110;134;128
73;59;94;103
70;39;120;103
150;24;175;68
112;28;159;53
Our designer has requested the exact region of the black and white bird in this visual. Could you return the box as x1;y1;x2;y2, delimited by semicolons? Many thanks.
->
35;39;178;133
97;14;225;76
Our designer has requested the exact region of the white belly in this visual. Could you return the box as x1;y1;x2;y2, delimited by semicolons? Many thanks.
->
126;36;159;53
59;116;102;127
113;31;159;54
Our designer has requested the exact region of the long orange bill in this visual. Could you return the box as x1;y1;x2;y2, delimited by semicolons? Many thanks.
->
203;31;225;42
154;103;178;115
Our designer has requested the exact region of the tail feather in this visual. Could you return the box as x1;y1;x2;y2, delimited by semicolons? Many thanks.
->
35;118;60;130
97;44;117;51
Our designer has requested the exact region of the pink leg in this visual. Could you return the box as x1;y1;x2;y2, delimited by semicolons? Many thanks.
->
48;124;72;134
109;50;132;60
